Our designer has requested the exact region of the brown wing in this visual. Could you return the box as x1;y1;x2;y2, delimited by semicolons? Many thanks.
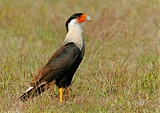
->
30;42;81;87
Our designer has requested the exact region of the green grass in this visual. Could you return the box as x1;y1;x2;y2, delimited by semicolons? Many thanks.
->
0;0;160;112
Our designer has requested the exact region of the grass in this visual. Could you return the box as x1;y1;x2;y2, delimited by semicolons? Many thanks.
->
0;0;160;112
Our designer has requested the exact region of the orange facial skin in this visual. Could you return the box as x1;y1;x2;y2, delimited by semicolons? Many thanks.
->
77;14;87;23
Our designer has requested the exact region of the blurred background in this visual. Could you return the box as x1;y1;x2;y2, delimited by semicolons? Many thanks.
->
0;0;160;112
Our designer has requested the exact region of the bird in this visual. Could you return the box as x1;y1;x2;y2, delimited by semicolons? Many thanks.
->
19;13;91;102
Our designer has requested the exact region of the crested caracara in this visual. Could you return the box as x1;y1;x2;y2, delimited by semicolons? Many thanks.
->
19;13;91;102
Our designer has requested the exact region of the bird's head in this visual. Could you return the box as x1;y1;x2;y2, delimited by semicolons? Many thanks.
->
65;13;91;32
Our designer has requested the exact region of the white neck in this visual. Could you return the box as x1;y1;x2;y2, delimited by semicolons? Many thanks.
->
63;19;85;50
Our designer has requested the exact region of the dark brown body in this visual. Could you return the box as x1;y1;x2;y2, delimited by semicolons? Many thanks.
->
31;42;83;88
19;42;83;101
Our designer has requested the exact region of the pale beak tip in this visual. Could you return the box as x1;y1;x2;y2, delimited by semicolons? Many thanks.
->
86;15;91;21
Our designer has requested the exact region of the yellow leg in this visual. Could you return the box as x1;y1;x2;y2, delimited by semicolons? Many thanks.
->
65;86;70;99
59;87;63;102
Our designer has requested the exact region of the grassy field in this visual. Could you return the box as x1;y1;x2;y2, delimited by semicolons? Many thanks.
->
0;0;160;112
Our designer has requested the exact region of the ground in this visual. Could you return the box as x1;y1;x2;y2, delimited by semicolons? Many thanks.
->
0;0;160;112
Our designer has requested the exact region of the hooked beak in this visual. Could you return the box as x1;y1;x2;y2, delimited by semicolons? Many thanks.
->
86;15;91;21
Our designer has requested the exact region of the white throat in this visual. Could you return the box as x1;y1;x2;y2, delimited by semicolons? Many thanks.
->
63;19;85;50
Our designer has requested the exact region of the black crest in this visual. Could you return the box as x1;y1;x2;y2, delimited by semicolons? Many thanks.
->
65;13;83;32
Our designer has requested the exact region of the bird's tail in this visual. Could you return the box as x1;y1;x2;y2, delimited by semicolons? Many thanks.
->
19;83;47;101
19;80;56;101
